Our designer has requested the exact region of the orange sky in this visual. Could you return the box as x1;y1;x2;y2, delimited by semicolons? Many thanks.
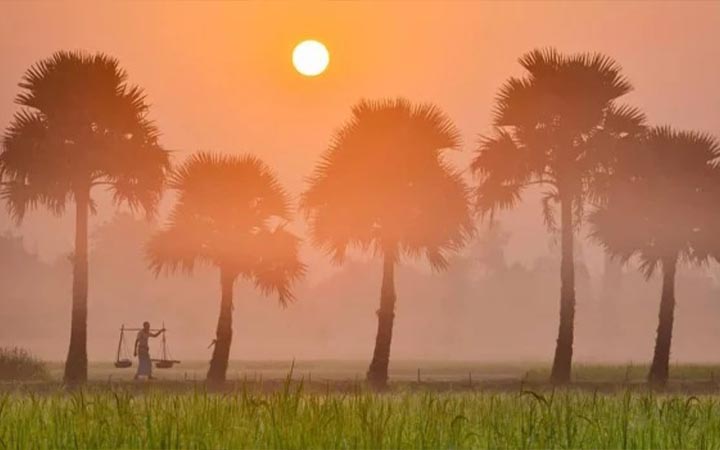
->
2;2;720;363
0;1;719;263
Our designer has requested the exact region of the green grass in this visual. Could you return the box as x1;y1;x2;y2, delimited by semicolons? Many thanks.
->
6;362;720;449
3;384;720;449
524;363;720;383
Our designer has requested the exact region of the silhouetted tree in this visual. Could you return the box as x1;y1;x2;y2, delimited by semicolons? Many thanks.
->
0;51;168;384
590;127;720;385
470;48;645;384
302;98;473;389
146;152;305;384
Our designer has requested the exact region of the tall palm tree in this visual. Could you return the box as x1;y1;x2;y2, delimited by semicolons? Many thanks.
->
590;127;720;385
0;51;169;384
302;98;474;389
470;48;645;384
146;152;305;384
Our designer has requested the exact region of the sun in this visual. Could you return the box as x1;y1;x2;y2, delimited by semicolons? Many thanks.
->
292;40;329;77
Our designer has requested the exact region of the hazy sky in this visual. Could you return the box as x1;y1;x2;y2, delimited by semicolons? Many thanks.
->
0;1;719;264
2;1;720;364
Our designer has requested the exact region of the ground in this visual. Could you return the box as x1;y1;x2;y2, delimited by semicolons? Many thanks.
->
28;360;720;392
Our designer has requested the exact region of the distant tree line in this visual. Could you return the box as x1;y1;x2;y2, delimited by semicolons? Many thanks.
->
1;49;718;388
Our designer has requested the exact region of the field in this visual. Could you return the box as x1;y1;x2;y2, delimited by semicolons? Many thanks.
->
36;360;720;386
4;362;720;449
3;384;720;449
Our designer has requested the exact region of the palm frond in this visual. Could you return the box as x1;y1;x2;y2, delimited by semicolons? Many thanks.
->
145;219;206;277
603;103;647;136
471;130;534;216
567;51;633;99
0;180;67;222
249;227;307;307
0;110;72;220
518;47;563;75
492;77;535;127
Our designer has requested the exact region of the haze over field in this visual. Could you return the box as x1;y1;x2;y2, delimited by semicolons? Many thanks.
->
1;1;720;365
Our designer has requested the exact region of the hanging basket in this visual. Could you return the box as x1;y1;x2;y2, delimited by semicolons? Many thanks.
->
154;359;180;369
114;359;132;368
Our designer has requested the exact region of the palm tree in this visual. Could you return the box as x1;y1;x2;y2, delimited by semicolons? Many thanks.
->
146;152;305;384
590;127;720;386
301;98;474;389
470;48;645;384
0;51;169;384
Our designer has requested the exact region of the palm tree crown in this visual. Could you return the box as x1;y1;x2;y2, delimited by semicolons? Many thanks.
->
147;152;305;304
590;127;720;276
1;51;168;219
472;48;645;222
302;98;473;267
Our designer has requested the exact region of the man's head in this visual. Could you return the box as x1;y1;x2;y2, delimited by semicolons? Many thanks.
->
143;321;150;331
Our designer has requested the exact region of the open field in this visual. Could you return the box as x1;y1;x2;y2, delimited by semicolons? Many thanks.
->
4;363;720;448
36;360;720;386
0;360;711;396
3;384;720;449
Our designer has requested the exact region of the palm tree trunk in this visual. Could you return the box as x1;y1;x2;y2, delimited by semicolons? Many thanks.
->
550;195;576;384
599;253;624;357
367;252;396;390
648;256;677;386
63;190;89;385
207;267;234;384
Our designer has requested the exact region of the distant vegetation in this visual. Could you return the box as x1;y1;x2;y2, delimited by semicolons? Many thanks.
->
0;347;50;381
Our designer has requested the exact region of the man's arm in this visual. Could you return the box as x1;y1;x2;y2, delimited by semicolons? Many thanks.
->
134;336;139;356
151;328;165;338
